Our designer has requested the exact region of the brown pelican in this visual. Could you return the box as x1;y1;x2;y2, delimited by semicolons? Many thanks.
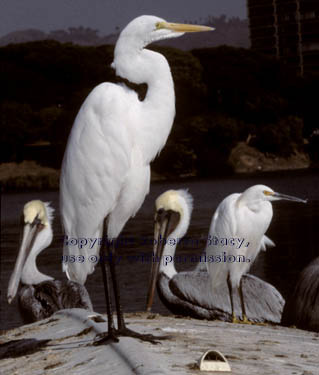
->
281;256;319;332
206;185;307;323
146;189;286;323
7;200;92;323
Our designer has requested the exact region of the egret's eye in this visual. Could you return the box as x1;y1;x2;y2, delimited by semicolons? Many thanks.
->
157;208;164;215
263;190;273;196
155;22;164;30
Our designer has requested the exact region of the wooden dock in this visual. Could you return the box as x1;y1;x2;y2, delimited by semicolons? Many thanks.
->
1;309;318;374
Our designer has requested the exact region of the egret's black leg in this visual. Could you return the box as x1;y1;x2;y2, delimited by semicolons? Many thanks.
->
227;274;239;323
106;241;125;329
93;219;119;345
238;277;250;324
107;242;167;344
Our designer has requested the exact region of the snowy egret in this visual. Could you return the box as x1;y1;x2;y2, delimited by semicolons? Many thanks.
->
206;184;307;323
7;200;92;323
146;189;284;323
60;15;213;343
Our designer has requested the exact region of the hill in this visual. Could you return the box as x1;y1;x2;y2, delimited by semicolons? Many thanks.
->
0;16;249;49
1;41;318;181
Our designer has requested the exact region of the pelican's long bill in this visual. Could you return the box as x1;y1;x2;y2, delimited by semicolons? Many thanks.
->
145;219;166;312
156;21;214;33
146;209;179;312
7;222;41;304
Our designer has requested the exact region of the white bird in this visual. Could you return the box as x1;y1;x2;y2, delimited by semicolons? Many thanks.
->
206;184;307;323
146;189;285;323
60;15;213;343
7;200;92;323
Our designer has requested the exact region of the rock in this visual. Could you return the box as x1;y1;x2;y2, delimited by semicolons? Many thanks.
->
228;142;310;173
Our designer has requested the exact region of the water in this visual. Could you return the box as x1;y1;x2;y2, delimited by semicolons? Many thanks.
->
1;170;318;330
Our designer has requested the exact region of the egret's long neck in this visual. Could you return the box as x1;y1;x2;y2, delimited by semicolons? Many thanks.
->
113;44;175;162
159;208;191;279
21;227;53;285
238;194;270;214
141;50;175;108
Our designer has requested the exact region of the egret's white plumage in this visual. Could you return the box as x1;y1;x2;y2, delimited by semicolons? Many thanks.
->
206;184;306;322
146;189;285;323
60;16;213;285
59;15;212;341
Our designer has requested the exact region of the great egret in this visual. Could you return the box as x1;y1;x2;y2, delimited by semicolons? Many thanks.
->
60;15;213;343
146;189;285;323
7;200;92;323
206;184;307;323
281;256;319;332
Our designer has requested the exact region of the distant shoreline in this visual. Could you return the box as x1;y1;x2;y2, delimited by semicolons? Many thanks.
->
0;149;312;193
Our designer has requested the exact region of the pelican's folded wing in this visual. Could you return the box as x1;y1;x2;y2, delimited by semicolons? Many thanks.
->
167;271;284;323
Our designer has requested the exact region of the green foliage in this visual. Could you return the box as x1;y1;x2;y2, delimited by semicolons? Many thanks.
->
192;45;318;161
192;46;291;122
0;41;114;108
186;113;239;176
152;46;207;118
0;101;33;161
152;141;196;177
252;116;304;156
0;41;317;176
152;112;239;177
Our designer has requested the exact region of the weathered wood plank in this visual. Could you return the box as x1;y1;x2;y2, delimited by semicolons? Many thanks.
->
1;309;318;374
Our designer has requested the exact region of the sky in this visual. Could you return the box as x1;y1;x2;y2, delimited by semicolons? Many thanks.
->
0;0;247;37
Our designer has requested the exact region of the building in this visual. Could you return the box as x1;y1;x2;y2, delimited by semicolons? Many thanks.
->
248;0;319;75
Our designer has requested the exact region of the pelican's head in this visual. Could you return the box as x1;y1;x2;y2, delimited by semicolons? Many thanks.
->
7;200;54;304
146;189;193;312
240;185;307;204
24;200;50;227
154;189;193;238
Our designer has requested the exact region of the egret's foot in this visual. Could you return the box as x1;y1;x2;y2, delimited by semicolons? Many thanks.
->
93;331;120;346
241;315;253;325
254;322;269;326
231;313;241;324
117;327;170;345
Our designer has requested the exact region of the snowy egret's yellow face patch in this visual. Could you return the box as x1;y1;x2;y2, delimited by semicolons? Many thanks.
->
23;200;48;226
155;190;183;215
263;190;274;197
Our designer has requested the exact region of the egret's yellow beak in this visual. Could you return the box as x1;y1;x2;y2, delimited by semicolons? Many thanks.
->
156;21;214;33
